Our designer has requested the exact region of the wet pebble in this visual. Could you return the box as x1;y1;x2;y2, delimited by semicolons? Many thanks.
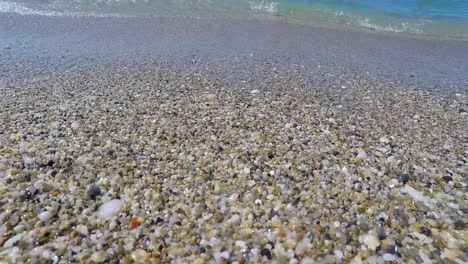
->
87;184;101;199
98;199;122;219
260;248;272;260
398;173;410;184
442;176;453;183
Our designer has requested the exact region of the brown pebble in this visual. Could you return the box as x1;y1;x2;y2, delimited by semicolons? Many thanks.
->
218;257;228;264
214;214;224;223
278;228;286;238
40;227;49;236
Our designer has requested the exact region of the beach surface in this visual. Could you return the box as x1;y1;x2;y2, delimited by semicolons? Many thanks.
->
0;13;467;263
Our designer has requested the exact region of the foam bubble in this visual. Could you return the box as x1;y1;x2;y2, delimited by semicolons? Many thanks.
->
0;1;125;17
249;0;278;14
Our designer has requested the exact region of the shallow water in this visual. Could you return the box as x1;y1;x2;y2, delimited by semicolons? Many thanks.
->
2;0;468;39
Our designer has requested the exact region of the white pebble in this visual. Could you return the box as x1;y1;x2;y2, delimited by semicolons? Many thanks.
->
356;148;367;159
363;234;380;251
334;249;344;260
333;221;341;228
3;234;23;248
388;179;399;188
250;89;259;94
71;121;80;130
214;251;230;262
76;225;89;236
38;211;51;222
98;199;122;219
254;199;262;205
379;136;390;144
243;167;251;174
91;250;106;263
209;237;220;247
383;253;396;261
378;212;389;222
235;240;246;249
401;185;432;206
228;193;239;203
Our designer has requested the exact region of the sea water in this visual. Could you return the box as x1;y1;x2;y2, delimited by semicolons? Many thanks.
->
1;0;468;39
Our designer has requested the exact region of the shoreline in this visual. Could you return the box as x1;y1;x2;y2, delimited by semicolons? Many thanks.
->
1;13;468;93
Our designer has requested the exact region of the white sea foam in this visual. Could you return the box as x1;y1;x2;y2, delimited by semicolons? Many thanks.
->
356;17;426;34
249;0;278;14
0;1;125;17
0;1;36;15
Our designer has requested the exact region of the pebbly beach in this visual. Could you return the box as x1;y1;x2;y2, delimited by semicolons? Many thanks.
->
0;12;467;263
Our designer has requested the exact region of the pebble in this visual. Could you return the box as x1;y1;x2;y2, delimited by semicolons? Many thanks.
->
76;225;89;236
334;249;344;260
70;121;80;130
213;251;230;262
388;179;399;188
356;148;367;160
131;249;149;261
91;251;106;263
401;185;432;205
363;234;380;251
383;253;396;261
398;173;410;184
442;176;453;183
38;211;51;222
97;199;122;219
87;184;102;199
420;226;431;236
23;189;33;200
377;225;387;240
260;248;272;259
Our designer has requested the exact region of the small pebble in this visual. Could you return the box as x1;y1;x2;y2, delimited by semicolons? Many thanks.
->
98;199;122;219
442;176;453;183
76;225;89;236
363;234;380;251
420;226;431;236
388;179;399;188
260;248;272;259
87;184;101;199
24;189;33;200
334;249;344;260
386;245;400;256
453;219;465;230
383;253;396;262
398;173;410;184
91;250;106;263
377;225;387;240
213;251;230;262
38;211;51;222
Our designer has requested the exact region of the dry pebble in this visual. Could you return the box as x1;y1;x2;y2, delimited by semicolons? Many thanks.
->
0;60;466;263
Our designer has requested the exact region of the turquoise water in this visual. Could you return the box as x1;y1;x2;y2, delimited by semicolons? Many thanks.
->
1;0;468;38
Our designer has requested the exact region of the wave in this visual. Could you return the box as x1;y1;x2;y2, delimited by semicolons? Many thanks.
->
1;0;467;39
249;1;278;14
0;1;125;17
356;18;425;35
